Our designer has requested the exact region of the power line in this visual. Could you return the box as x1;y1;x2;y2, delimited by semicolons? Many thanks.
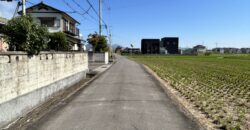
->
72;0;90;16
71;0;99;23
62;0;80;16
61;0;111;38
20;0;85;14
61;0;88;22
62;0;101;24
103;0;111;11
12;1;21;18
86;0;108;29
99;0;102;35
26;0;34;5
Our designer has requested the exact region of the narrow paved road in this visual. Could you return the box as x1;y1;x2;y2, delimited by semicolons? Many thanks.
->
29;55;199;130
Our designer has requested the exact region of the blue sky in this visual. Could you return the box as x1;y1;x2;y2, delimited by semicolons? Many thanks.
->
0;0;250;49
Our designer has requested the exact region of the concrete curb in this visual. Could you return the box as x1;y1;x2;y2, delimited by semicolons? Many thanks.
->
142;64;217;130
3;63;114;130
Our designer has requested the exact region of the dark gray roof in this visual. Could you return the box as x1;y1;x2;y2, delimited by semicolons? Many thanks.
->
193;45;206;49
18;2;80;24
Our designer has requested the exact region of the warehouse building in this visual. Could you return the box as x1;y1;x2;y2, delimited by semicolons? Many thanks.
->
141;37;179;54
141;39;160;54
161;37;179;54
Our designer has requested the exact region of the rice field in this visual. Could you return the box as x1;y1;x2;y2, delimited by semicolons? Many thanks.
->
130;54;250;130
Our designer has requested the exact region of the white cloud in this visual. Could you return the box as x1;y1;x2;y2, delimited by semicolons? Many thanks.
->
0;1;18;19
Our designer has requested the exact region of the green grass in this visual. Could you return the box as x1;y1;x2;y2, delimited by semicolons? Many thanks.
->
130;54;250;130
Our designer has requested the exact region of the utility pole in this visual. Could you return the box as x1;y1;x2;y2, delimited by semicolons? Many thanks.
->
1;0;25;15
22;0;26;15
130;44;133;56
109;32;113;57
99;0;102;35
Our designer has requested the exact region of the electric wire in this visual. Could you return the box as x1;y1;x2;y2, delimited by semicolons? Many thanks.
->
12;1;21;18
71;0;99;23
85;0;108;29
61;0;99;24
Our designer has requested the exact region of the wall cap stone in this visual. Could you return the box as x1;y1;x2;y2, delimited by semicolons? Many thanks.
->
0;51;87;56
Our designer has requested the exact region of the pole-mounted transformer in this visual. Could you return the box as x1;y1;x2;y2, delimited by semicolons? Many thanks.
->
0;0;25;15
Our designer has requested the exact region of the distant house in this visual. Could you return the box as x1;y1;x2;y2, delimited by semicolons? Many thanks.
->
223;48;238;54
236;48;242;54
85;44;93;52
19;2;83;50
122;48;140;54
114;46;123;54
212;48;225;54
0;17;8;52
241;48;250;54
213;47;250;54
193;45;207;54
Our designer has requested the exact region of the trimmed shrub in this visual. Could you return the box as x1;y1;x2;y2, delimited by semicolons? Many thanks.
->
48;32;69;51
1;15;49;55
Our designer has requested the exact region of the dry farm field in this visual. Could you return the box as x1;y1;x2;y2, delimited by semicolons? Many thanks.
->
130;55;250;130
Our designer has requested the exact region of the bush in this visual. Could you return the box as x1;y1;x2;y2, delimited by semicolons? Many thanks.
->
48;32;69;51
1;15;49;55
87;32;108;52
205;52;211;56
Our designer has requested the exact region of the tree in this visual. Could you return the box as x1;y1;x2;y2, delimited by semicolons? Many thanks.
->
48;32;69;51
87;32;108;52
1;15;49;55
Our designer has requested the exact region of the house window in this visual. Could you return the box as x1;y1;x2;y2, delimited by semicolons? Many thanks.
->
63;19;69;31
54;19;60;27
39;17;55;27
69;22;75;33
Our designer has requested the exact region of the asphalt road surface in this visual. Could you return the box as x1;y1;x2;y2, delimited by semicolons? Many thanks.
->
29;55;199;130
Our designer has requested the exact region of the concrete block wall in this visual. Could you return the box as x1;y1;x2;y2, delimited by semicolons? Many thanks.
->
88;52;109;64
0;52;88;128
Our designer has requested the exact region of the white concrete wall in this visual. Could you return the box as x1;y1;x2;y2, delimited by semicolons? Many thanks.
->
0;52;88;128
104;52;109;64
88;52;109;64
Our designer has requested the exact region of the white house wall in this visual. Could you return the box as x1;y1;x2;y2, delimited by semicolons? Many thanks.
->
30;13;63;33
